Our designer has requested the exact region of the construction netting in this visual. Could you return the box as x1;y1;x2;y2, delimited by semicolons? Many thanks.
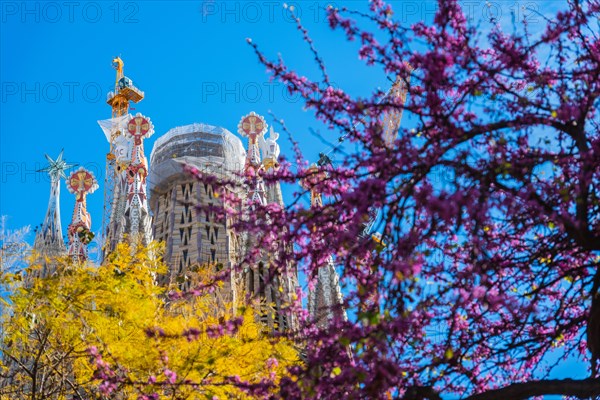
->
97;114;134;162
149;123;246;193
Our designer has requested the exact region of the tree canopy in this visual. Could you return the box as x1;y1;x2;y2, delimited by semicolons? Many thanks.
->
0;242;299;399
238;0;599;398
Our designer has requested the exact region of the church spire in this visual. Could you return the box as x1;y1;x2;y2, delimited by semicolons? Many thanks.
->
66;167;98;262
237;112;299;332
33;151;74;275
238;111;268;205
120;113;154;246
301;164;347;328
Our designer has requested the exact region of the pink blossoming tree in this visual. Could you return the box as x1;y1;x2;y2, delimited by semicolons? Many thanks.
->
92;0;600;398
244;0;600;398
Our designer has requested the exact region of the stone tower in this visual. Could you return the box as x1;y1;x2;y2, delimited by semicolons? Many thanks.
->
237;112;299;332
149;114;300;333
259;126;284;205
32;151;73;276
66;167;98;261
100;57;145;259
301;164;346;328
149;123;246;293
118;113;154;246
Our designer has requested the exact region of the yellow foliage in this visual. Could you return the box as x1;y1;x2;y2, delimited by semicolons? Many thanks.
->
0;242;299;399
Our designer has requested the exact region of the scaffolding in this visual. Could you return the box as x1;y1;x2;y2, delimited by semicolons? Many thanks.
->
149;123;246;192
99;57;144;260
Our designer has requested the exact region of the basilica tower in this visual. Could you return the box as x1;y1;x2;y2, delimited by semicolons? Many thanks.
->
237;112;299;332
149;123;246;294
32;151;74;276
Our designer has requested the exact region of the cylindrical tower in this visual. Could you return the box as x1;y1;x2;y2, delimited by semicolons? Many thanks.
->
149;123;246;295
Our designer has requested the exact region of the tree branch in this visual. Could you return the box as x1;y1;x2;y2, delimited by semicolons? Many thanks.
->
403;386;442;400
463;378;600;400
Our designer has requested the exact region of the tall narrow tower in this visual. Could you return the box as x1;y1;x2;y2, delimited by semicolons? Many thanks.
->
382;64;411;148
359;66;412;238
238;112;299;332
100;57;144;258
32;151;74;275
238;112;268;205
301;165;346;328
304;70;411;323
118;113;154;246
66;168;98;261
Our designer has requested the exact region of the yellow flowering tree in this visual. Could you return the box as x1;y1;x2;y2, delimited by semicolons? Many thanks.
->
0;242;299;399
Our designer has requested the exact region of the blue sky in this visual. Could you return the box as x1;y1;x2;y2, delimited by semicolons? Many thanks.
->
1;0;563;236
0;0;585;391
0;0;384;236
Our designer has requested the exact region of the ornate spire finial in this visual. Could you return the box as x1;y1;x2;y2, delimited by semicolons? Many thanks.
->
66;167;98;261
238;111;268;169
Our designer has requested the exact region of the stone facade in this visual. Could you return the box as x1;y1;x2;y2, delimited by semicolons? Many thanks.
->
149;124;245;303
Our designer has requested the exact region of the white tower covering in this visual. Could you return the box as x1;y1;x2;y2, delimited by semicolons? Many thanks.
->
98;114;132;257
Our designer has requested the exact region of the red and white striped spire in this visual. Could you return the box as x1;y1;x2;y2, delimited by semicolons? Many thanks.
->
120;113;154;246
66;167;98;261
